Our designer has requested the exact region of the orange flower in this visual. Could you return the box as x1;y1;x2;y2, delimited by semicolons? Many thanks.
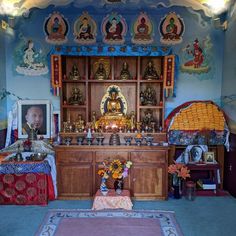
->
112;172;119;179
98;169;105;177
168;162;190;180
178;166;190;179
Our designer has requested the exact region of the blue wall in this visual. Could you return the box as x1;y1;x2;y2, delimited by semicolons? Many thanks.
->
0;24;7;130
222;2;236;134
3;2;225;125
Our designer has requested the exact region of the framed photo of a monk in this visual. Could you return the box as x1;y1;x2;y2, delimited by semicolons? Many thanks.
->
18;100;51;139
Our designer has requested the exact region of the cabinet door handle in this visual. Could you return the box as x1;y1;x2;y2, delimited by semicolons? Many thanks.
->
133;178;136;182
229;165;232;171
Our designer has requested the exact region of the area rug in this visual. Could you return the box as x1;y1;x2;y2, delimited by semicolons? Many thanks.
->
35;209;183;236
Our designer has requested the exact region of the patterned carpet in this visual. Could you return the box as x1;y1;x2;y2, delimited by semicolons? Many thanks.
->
35;209;183;236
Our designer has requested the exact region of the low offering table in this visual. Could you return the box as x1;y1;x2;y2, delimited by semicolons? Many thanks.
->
92;189;133;210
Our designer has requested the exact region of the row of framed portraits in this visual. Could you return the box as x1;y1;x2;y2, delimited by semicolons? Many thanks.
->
17;100;60;139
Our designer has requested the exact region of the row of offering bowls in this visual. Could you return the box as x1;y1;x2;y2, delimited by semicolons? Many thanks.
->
62;134;155;146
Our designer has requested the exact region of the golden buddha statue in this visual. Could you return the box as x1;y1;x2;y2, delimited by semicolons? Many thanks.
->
106;89;123;116
96;85;131;130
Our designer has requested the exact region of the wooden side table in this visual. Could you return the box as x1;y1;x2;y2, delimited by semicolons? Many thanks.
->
92;189;133;210
186;163;220;194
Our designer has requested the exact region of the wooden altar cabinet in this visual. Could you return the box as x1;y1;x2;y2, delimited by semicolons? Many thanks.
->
55;145;169;200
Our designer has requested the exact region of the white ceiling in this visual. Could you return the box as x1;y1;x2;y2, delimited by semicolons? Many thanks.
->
0;0;232;17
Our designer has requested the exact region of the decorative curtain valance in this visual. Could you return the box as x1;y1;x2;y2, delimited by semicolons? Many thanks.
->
49;45;172;57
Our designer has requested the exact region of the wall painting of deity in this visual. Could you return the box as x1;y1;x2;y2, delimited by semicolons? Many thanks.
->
131;12;154;45
73;12;97;45
44;12;69;45
159;12;185;45
102;13;127;45
15;38;48;76
180;37;212;74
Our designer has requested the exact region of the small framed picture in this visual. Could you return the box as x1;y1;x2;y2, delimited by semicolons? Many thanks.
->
204;152;215;163
18;100;51;139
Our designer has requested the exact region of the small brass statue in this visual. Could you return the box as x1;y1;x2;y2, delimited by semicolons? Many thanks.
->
91;111;97;129
142;109;155;129
68;87;84;105
141;86;157;105
74;115;85;132
120;62;132;80
143;60;159;80
130;111;136;130
94;62;107;80
69;64;81;80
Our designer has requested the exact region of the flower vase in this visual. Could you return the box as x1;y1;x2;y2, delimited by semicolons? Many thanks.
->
172;174;182;199
114;178;124;195
100;177;108;195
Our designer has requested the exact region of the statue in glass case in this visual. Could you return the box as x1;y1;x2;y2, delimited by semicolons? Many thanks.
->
143;60;159;80
142;109;155;128
94;62;107;80
120;62;132;80
143;86;157;105
69;64;81;80
68;87;84;105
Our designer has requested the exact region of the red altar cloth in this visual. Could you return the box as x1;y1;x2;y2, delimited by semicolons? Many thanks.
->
0;172;54;205
0;156;56;205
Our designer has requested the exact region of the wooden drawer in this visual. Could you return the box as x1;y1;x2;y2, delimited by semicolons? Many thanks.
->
95;151;128;162
130;151;167;164
56;151;93;163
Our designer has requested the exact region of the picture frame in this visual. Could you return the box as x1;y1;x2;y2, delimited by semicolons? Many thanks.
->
18;100;51;139
204;152;215;163
52;111;61;138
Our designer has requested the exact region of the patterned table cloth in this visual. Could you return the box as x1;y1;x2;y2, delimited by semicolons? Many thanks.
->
0;154;56;205
92;189;133;210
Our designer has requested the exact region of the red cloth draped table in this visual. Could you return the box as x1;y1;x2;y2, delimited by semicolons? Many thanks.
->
0;160;55;205
92;189;133;210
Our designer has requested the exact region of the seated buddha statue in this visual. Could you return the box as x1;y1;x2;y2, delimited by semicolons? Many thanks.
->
105;89;123;116
96;86;130;130
68;87;84;105
120;62;132;80
94;62;107;80
69;64;81;80
143;60;159;80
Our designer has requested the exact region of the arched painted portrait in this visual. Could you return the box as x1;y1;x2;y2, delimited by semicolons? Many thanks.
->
44;12;69;44
131;12;154;44
74;12;97;44
159;12;185;45
102;13;127;45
